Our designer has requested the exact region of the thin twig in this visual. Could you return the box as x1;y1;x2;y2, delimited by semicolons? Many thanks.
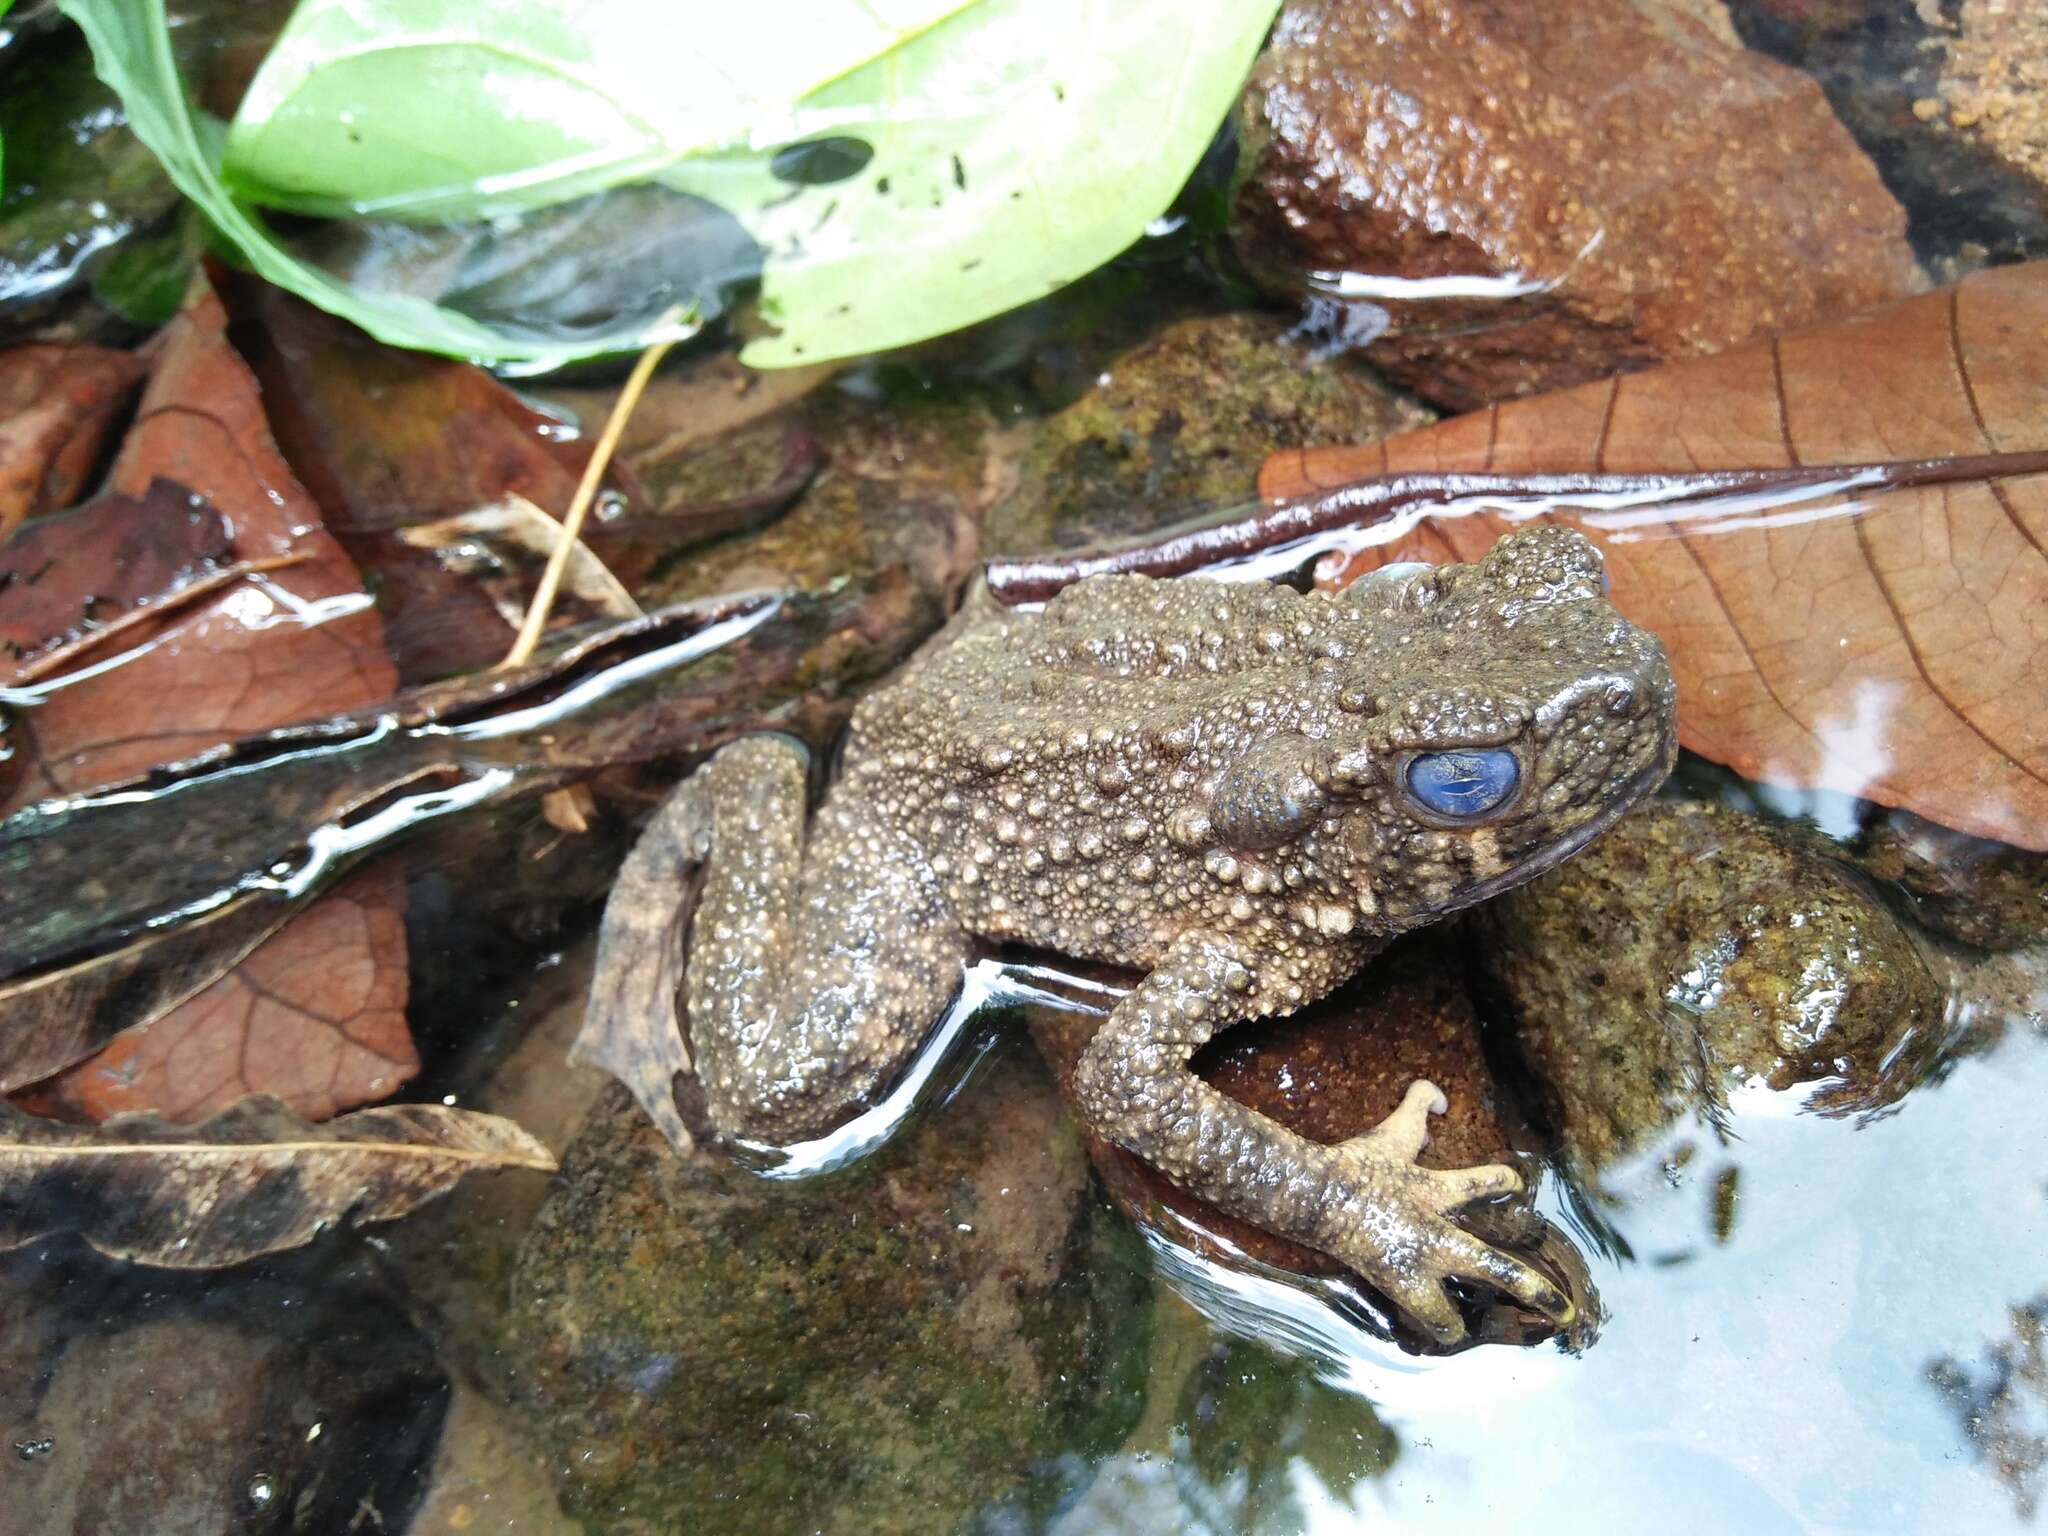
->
497;307;692;670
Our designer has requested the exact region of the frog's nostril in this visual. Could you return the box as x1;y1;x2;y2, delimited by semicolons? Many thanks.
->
1603;681;1635;717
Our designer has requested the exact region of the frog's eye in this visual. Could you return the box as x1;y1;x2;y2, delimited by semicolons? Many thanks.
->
1404;749;1520;819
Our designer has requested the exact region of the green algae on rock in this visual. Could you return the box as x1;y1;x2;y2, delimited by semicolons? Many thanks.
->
508;1042;1151;1536
1479;799;1951;1174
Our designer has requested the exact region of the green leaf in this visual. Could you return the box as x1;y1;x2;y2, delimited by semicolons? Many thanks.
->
218;0;1280;367
223;0;977;220
52;0;698;370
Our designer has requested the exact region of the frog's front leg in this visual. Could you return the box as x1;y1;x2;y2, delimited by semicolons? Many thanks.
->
683;736;969;1144
1070;929;1569;1344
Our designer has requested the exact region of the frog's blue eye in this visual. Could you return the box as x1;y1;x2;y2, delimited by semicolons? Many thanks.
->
1405;749;1520;819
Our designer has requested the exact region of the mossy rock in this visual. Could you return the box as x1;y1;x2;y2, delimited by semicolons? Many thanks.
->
509;1044;1151;1536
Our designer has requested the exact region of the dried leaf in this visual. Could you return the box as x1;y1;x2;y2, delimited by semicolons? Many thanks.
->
397;493;644;633
0;895;289;1096
571;781;704;1155
1254;266;2048;848
0;343;146;540
1;275;410;1120
0;1092;554;1268
34;864;415;1126
4;281;398;797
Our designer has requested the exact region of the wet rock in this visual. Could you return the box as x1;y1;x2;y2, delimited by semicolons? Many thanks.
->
980;311;1433;559
1849;808;2048;951
1479;799;1950;1172
0;26;184;341
507;1039;1150;1536
408;1383;584;1536
1026;932;1585;1345
1730;1;2048;273
1233;0;1923;408
0;1240;446;1536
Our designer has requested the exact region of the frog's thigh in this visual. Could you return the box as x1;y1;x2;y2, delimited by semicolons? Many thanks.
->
686;738;966;1144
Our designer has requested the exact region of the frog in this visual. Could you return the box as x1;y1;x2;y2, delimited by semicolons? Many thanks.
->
610;524;1677;1344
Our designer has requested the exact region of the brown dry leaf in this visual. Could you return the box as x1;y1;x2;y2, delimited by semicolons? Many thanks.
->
1258;265;2048;850
33;864;414;1125
571;781;703;1156
0;1092;553;1268
4;286;398;795
0;895;289;1097
2;275;411;1122
0;343;145;540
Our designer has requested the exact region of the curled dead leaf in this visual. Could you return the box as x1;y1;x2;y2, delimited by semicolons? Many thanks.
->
0;1092;554;1267
570;780;706;1156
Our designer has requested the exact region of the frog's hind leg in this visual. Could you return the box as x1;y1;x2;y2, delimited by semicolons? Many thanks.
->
1070;928;1570;1345
679;736;969;1145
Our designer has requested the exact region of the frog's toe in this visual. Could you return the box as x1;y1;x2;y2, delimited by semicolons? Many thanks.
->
1448;1227;1575;1324
1375;1262;1472;1347
1424;1160;1524;1205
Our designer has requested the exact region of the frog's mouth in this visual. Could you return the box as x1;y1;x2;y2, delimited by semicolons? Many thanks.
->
1439;733;1676;913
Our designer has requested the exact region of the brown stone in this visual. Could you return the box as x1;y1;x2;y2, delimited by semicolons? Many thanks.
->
1233;0;1924;408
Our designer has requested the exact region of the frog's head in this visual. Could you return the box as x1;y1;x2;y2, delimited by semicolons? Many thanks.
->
1201;526;1676;934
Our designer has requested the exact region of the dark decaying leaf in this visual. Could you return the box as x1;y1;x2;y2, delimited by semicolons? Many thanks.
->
2;570;933;1066
0;475;231;673
570;781;705;1155
0;1092;554;1267
0;343;145;540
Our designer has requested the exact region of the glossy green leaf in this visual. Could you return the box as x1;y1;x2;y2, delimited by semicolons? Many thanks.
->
223;0;975;220
218;0;1280;366
53;0;698;369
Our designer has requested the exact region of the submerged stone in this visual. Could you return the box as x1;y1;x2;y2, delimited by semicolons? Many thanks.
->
508;1043;1150;1536
1850;808;2048;952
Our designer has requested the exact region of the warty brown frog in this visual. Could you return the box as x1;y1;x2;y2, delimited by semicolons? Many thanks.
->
618;525;1676;1342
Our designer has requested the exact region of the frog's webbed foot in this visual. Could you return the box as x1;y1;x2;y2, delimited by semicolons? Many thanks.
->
1316;1080;1572;1346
